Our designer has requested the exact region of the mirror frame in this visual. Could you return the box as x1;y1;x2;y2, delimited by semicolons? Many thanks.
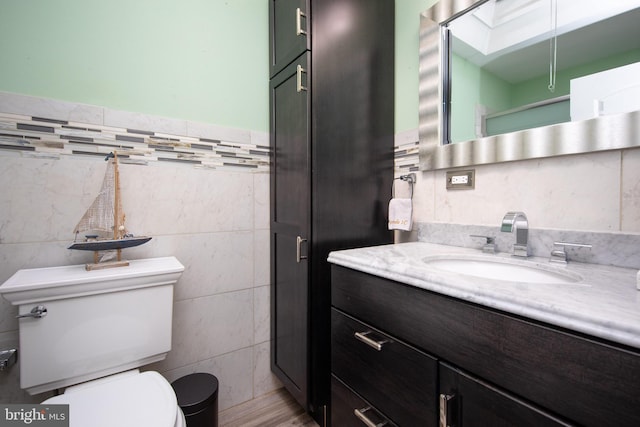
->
418;0;640;171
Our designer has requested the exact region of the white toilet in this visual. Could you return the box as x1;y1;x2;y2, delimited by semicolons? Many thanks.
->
0;257;186;427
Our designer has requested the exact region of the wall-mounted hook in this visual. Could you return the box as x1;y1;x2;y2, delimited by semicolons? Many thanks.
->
393;173;417;199
399;173;416;184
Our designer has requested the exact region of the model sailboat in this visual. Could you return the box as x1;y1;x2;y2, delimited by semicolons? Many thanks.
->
69;151;151;269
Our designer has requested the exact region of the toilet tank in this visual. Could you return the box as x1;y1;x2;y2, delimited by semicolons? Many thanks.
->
0;257;184;395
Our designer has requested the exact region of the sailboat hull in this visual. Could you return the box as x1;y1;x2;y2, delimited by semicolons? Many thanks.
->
68;237;152;252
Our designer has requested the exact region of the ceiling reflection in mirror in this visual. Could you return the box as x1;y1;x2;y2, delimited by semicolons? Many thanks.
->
419;0;640;171
445;0;640;144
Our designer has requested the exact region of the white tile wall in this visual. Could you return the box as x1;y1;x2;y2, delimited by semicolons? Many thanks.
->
253;341;282;397
167;291;255;369
412;149;640;233
0;92;104;125
0;94;278;411
622;148;640;231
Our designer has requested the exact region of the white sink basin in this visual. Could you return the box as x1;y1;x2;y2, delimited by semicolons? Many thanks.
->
423;256;583;284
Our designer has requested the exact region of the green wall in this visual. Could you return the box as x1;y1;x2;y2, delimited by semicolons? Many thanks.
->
0;0;432;134
0;0;269;132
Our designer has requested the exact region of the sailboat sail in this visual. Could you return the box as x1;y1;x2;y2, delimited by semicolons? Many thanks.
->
73;159;122;237
69;152;150;254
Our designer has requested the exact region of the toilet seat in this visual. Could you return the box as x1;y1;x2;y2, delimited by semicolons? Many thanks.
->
43;370;182;427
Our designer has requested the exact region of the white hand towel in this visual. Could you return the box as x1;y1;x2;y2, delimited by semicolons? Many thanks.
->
388;198;413;231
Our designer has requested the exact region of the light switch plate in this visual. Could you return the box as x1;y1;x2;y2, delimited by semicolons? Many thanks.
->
446;169;475;190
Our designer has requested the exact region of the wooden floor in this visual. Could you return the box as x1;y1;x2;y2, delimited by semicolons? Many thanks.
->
219;388;319;427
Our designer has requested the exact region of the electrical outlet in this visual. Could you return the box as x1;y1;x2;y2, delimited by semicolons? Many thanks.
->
446;170;475;190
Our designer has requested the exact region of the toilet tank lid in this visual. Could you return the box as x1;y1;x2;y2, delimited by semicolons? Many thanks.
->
43;371;178;427
0;256;184;305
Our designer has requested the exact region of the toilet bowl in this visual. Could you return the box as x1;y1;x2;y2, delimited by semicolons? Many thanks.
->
0;257;186;427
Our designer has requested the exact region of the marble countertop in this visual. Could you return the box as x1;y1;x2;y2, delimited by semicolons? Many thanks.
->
328;242;640;350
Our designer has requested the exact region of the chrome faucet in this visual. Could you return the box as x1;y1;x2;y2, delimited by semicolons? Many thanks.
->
501;211;528;257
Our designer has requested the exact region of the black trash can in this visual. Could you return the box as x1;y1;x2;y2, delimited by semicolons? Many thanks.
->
171;373;219;427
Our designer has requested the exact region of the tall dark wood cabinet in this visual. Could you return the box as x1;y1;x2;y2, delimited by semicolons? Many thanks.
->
269;0;395;424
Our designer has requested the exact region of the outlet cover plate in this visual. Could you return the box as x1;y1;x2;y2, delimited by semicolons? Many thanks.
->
446;169;475;190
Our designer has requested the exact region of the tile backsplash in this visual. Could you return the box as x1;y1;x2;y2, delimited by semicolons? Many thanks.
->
394;128;640;271
0;91;277;407
408;149;640;232
417;222;640;269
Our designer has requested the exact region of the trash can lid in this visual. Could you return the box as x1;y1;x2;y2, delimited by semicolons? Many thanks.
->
171;373;219;414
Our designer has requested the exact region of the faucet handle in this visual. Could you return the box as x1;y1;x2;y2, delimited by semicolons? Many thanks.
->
470;235;495;254
550;242;592;265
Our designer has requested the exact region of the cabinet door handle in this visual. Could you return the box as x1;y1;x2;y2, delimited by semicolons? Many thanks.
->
296;64;308;92
296;7;307;36
296;236;308;263
439;393;457;427
354;331;388;351
354;407;388;427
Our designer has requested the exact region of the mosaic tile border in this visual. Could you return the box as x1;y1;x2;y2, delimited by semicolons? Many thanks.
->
0;92;414;173
394;128;420;173
394;139;419;173
0;111;270;171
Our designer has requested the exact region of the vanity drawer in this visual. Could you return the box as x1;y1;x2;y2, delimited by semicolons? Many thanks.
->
331;308;438;427
331;375;397;427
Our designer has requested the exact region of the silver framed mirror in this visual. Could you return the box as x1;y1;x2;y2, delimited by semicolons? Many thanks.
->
419;0;640;171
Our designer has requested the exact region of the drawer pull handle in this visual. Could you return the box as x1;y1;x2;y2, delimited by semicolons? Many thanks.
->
354;331;387;351
354;407;388;427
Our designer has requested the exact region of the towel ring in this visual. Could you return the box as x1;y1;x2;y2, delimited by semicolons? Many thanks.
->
392;173;416;199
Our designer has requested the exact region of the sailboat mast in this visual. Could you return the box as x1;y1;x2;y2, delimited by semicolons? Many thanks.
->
113;151;122;262
113;151;120;241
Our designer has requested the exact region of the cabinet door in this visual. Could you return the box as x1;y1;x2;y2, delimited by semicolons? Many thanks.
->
270;54;311;408
439;363;573;427
269;0;309;77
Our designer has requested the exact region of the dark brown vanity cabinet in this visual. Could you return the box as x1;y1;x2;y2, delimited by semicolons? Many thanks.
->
269;1;394;424
331;265;640;426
